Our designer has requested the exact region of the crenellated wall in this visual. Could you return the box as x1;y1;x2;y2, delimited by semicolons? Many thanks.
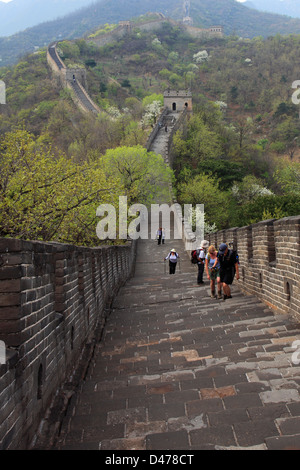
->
0;238;137;449
207;216;300;321
86;18;223;48
47;43;100;114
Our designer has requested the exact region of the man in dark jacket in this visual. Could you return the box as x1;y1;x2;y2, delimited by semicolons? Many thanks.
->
217;243;239;300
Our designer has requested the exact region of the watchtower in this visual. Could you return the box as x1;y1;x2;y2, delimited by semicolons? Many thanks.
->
163;89;192;112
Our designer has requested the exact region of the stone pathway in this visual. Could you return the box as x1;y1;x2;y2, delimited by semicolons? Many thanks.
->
52;236;300;450
149;112;179;159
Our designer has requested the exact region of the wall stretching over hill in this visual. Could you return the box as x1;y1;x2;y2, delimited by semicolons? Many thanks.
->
208;216;300;321
0;238;137;449
47;43;101;114
87;18;224;48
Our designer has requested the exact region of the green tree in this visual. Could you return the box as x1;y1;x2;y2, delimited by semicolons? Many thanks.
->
230;195;300;227
173;114;222;180
274;162;300;195
100;146;173;206
142;93;164;108
178;174;230;229
0;129;122;245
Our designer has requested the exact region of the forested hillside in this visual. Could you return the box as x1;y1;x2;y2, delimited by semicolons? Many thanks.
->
3;0;300;66
0;22;299;244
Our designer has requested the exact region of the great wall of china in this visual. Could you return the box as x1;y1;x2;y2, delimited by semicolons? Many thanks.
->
1;15;300;451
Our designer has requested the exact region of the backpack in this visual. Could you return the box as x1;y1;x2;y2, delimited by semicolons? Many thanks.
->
227;242;239;265
191;249;199;264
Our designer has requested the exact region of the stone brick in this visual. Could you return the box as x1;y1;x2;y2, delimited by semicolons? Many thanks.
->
189;425;236;448
186;399;223;418
234;420;279;447
265;434;300;450
200;386;236;400
0;237;137;450
223;393;263;410
260;389;300;405
276;417;300;435
146;430;189;450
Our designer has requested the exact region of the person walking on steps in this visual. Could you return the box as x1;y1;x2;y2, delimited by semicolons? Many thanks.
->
197;240;209;285
165;249;179;275
156;227;163;245
205;245;222;299
217;243;240;300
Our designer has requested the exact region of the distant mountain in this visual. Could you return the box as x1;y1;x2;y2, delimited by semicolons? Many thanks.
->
244;0;300;18
2;0;300;67
0;0;93;37
188;0;300;35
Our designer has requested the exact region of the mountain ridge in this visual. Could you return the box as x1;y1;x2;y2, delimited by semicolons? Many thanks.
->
244;0;300;19
2;0;300;67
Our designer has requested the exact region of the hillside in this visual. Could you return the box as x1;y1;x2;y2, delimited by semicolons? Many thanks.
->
1;20;300;241
2;0;300;66
190;0;300;37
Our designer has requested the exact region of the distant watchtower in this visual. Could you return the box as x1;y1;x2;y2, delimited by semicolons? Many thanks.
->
163;89;192;112
183;0;193;25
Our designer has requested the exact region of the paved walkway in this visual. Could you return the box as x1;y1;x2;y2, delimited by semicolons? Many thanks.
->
52;235;300;451
149;112;179;159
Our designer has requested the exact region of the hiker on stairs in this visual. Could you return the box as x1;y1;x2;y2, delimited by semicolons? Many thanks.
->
164;249;179;275
205;245;222;299
156;227;163;245
217;243;240;301
197;240;209;285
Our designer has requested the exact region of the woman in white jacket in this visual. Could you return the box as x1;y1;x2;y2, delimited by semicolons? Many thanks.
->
165;249;179;274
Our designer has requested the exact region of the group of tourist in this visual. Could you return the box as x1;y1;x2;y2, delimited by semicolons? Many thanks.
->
197;240;240;301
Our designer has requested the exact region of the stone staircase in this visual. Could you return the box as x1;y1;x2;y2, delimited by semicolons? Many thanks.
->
69;79;99;114
50;235;300;450
42;46;300;451
148;112;179;161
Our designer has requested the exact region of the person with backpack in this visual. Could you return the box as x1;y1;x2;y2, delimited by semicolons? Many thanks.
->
164;249;179;274
217;243;240;300
192;240;209;285
205;245;222;299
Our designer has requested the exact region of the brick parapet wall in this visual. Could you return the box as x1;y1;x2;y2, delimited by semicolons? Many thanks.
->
0;238;137;449
207;216;300;320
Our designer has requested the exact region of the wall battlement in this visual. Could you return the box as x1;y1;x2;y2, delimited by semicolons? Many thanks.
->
47;43;100;114
87;17;224;48
0;238;137;449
